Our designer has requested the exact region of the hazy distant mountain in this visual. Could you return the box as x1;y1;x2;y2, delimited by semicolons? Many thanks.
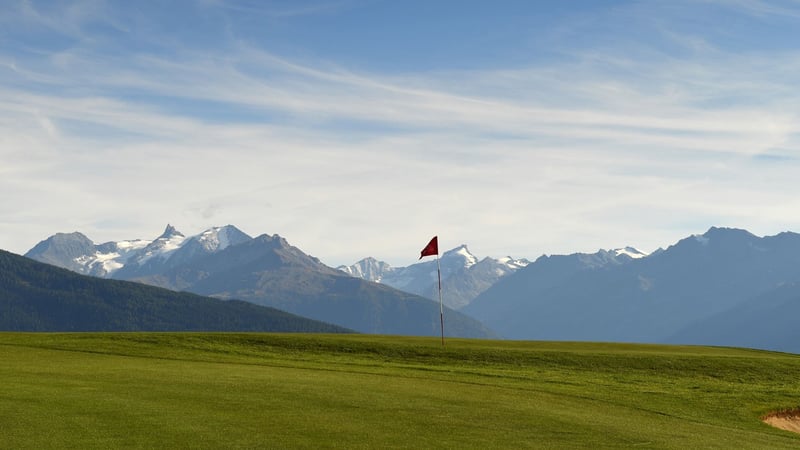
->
338;245;530;309
439;255;531;309
464;227;800;352
26;226;495;338
0;249;350;333
667;282;800;353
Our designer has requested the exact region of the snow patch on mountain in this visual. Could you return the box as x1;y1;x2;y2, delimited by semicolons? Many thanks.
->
338;244;529;309
496;256;530;270
445;245;478;269
29;224;254;278
337;257;393;283
133;225;186;266
74;239;150;275
612;247;648;259
194;225;239;252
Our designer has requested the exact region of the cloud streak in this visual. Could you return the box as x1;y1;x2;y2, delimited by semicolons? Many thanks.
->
2;0;800;265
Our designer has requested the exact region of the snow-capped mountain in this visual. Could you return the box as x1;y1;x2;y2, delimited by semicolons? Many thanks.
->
24;231;149;277
495;256;530;271
109;225;186;278
78;238;151;276
25;225;495;338
338;244;530;309
160;225;254;268
337;257;393;282
25;224;251;278
112;225;253;279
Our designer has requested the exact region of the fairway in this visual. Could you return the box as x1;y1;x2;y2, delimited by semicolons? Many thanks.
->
1;333;799;449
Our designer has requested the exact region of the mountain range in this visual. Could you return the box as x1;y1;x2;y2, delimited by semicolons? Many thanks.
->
0;248;350;333
463;227;800;353
21;224;800;353
338;245;530;309
25;225;495;338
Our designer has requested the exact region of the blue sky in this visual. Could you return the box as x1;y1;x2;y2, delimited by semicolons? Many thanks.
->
2;0;800;266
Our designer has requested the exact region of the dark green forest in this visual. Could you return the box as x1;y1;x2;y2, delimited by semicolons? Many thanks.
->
0;250;351;333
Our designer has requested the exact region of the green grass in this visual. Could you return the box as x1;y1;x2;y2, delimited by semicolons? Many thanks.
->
1;333;799;449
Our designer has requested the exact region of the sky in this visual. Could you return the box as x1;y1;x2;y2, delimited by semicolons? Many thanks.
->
2;0;800;267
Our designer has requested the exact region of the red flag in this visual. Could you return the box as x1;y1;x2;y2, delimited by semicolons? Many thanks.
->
419;236;438;259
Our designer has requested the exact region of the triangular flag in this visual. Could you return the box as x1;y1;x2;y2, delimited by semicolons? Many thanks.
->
419;236;438;259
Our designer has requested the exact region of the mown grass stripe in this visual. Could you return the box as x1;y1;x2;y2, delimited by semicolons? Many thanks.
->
1;332;799;449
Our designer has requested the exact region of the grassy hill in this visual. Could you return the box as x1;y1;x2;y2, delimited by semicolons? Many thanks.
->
1;333;799;448
0;249;350;333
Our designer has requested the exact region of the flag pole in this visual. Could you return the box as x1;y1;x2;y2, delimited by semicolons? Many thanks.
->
437;254;444;347
419;235;443;347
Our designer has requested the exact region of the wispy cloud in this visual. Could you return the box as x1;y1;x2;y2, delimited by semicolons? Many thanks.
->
700;0;800;19
205;0;359;18
2;0;800;264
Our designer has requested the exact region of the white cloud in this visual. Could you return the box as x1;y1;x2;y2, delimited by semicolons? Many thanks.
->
700;0;800;19
2;1;800;265
204;0;357;18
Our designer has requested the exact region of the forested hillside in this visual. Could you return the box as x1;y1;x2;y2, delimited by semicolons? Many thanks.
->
0;249;351;333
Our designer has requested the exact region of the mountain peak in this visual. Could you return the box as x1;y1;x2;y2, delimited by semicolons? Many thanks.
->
253;233;289;247
442;244;478;268
24;231;97;273
350;256;384;267
702;227;755;239
35;231;95;248
159;224;184;239
337;244;529;309
195;225;251;252
337;257;393;282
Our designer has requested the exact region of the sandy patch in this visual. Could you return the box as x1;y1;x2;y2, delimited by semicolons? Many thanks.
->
763;411;800;434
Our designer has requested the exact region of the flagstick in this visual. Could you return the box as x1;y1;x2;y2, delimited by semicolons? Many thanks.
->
437;255;444;347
